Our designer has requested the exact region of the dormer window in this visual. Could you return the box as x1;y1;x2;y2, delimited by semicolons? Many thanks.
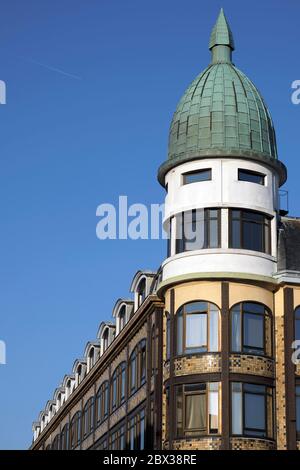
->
238;169;265;185
66;380;72;398
183;169;212;185
137;278;146;308
76;365;82;386
88;348;95;370
119;306;126;331
103;329;109;352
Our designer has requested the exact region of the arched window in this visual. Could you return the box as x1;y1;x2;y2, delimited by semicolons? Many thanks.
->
230;302;272;356
51;434;60;450
60;424;69;450
295;307;300;342
82;397;94;438
96;381;109;426
137;278;146;308
70;411;81;449
129;339;147;395
111;362;126;412
176;301;220;355
119;305;126;331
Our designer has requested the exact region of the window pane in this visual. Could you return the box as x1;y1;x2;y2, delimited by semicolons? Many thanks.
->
185;302;208;313
139;411;145;450
186;313;207;351
166;318;170;359
185;394;206;431
243;221;263;251
231;307;241;352
232;383;242;434
297;395;300;433
183;169;211;184
209;218;219;248
231;220;240;248
176;386;183;436
244;302;265;314
244;393;265;433
296;318;300;342
238;169;265;185
244;313;264;352
209;308;219;352
209;386;219;433
177;312;183;355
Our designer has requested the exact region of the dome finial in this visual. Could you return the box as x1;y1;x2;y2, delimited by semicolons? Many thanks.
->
209;8;235;64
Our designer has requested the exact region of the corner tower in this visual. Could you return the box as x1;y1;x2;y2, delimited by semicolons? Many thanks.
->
158;10;293;452
158;8;287;289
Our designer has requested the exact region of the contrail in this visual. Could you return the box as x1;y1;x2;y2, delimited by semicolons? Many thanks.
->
20;57;82;80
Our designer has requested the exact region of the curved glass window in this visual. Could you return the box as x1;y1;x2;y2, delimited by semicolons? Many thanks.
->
231;382;273;438
229;209;271;254
175;382;220;437
176;209;220;254
231;302;272;356
176;301;220;355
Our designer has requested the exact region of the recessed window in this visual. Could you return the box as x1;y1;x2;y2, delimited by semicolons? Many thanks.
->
231;302;272;357
175;382;220;437
176;301;220;355
231;383;273;438
229;209;271;254
96;381;109;425
183;169;212;185
176;209;220;253
238;169;265;185
129;339;147;395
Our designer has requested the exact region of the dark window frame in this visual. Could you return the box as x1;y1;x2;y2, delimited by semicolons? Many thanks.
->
60;424;69;450
229;208;272;254
175;382;220;438
182;169;212;185
296;382;300;438
176;209;221;254
82;397;94;439
129;339;147;396
127;408;146;450
111;362;126;412
69;411;81;450
238;168;265;185
96;381;109;426
230;302;272;357
176;301;220;356
231;382;274;439
295;306;300;342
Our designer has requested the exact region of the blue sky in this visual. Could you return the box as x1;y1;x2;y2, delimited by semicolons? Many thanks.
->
0;0;299;449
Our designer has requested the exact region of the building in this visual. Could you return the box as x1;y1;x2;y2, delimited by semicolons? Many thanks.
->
31;9;300;451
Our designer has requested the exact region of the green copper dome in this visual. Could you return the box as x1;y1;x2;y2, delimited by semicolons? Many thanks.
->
158;9;286;186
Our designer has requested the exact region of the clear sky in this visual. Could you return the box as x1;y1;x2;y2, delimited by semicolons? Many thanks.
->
0;0;299;449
